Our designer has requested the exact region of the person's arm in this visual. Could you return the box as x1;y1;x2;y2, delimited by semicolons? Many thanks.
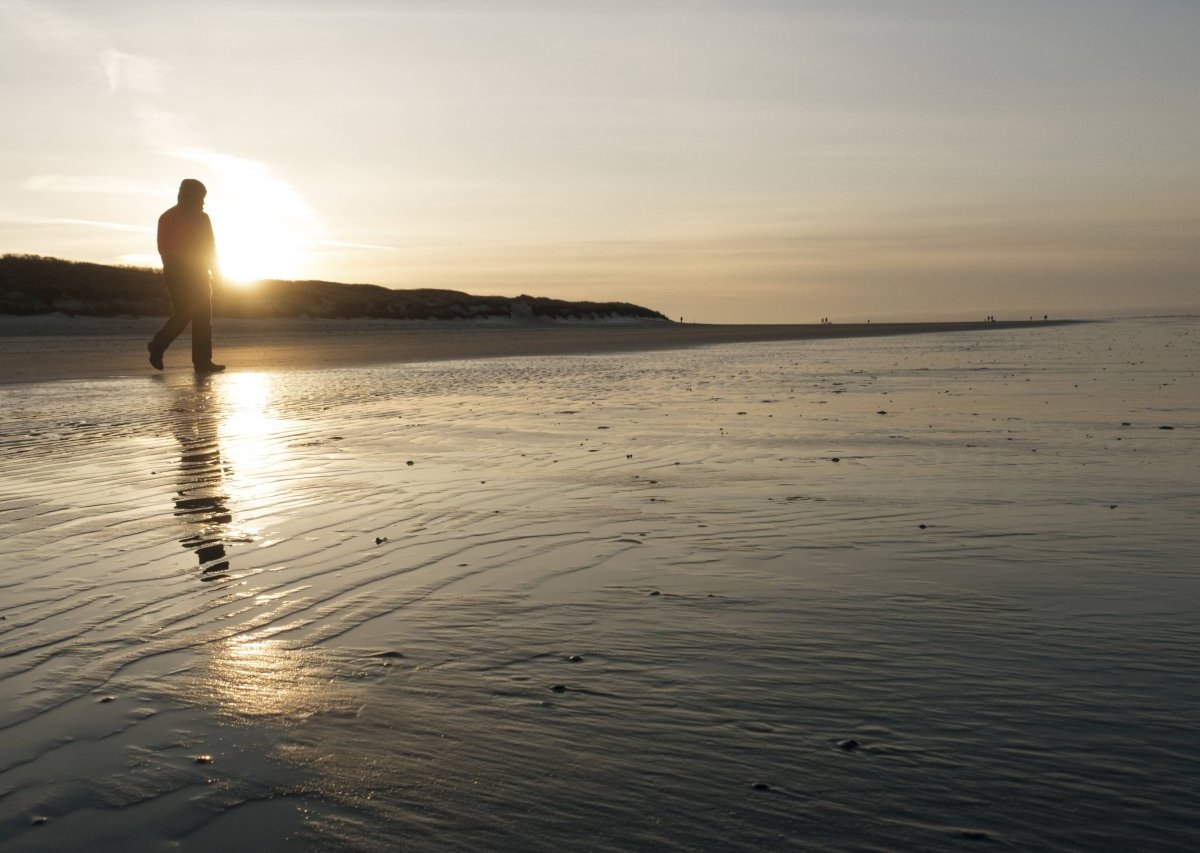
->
203;214;223;285
157;210;175;266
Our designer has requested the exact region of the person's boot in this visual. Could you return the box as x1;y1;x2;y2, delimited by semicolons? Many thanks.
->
193;362;226;374
148;342;164;371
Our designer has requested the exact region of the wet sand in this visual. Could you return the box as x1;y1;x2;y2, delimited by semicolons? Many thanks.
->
0;314;1077;384
4;317;1193;851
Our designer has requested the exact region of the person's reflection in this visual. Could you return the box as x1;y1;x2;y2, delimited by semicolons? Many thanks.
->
173;374;232;581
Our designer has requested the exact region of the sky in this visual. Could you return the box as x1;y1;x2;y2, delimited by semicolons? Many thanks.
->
1;0;1198;323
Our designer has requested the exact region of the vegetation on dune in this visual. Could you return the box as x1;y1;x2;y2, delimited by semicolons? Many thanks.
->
0;255;669;322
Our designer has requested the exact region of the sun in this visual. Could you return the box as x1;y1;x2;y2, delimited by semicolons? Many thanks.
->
171;147;321;284
212;207;310;284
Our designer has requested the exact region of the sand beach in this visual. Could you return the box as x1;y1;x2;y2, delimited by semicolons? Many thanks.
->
1;316;1197;851
0;315;1073;385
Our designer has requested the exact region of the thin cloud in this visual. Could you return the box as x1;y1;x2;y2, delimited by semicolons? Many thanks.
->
173;147;319;225
0;213;150;233
22;175;167;195
100;48;164;94
1;2;163;93
318;240;396;251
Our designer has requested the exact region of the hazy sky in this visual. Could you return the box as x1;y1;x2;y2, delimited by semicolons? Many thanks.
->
2;0;1197;322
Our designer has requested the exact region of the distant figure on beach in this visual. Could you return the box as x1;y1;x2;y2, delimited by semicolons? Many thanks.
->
148;179;225;373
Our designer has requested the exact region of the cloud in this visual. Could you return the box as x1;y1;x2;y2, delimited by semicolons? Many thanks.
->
99;48;164;94
22;175;167;195
0;212;150;233
318;240;396;251
1;1;163;92
172;146;320;224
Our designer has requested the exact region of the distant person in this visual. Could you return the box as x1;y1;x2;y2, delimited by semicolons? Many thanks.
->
148;179;225;373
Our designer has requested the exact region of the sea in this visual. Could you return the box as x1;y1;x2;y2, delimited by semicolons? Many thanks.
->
1;316;1197;851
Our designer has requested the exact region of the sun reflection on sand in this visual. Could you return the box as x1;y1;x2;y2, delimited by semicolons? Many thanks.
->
215;372;290;508
185;376;359;720
171;372;302;581
199;635;353;720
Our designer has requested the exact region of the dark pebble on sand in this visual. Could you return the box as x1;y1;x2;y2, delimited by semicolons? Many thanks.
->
550;684;567;693
194;755;213;764
960;830;991;841
31;817;48;826
737;411;747;415
838;739;860;751
1121;422;1131;426
567;654;584;663
98;696;115;703
831;457;840;462
406;460;414;466
877;410;887;415
752;782;772;791
1159;425;1174;430
1109;505;1118;509
375;536;388;545
649;590;661;596
371;651;405;659
918;524;927;529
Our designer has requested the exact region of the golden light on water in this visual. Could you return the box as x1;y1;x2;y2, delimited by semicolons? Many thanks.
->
177;376;351;718
170;372;300;580
216;372;290;507
201;636;347;719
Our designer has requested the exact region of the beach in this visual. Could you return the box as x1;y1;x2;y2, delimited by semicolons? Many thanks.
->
0;315;1071;385
1;316;1197;851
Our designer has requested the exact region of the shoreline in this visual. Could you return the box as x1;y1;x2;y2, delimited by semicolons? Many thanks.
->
0;315;1085;385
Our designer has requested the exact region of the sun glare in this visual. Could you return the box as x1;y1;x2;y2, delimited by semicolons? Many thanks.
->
213;209;309;284
173;147;321;284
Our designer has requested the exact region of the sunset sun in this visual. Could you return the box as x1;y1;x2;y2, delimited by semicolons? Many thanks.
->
212;208;309;284
177;147;319;284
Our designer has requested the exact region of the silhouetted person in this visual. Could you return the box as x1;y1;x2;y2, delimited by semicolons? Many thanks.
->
148;179;225;373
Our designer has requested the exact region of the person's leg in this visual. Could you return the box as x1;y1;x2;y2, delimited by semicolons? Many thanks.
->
190;277;214;367
149;278;194;367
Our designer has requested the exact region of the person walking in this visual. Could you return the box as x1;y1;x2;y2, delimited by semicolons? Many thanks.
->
148;179;225;373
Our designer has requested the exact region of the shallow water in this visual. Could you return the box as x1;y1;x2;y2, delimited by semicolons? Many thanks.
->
1;317;1198;851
